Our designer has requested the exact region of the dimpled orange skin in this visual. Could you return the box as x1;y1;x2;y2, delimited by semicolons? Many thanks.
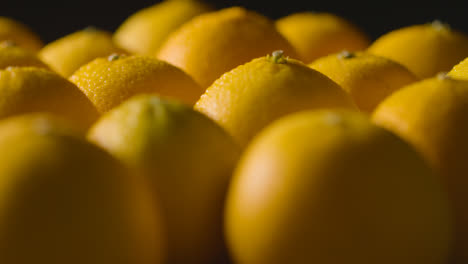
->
310;51;419;112
39;28;127;77
448;57;468;80
0;67;98;131
226;110;452;264
372;76;468;263
276;12;370;63
156;7;301;88
0;114;165;264
0;17;43;52
0;42;50;70
368;22;468;79
114;0;213;55
194;54;355;147
69;55;204;113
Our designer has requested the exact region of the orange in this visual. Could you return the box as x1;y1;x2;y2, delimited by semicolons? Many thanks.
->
372;74;468;262
448;56;468;80
226;109;451;264
368;21;468;78
0;16;43;52
276;12;370;63
39;27;126;77
0;41;49;70
0;113;165;264
156;7;300;88
114;0;212;55
310;51;418;112
69;54;203;113
194;50;355;147
88;95;240;264
0;67;98;131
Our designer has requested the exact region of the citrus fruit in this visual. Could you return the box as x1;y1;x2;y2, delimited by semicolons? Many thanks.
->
0;16;43;52
0;114;165;264
0;67;98;130
372;74;468;263
69;54;203;113
39;27;126;77
368;21;468;78
156;7;300;88
114;0;212;55
448;56;468;80
88;94;240;264
194;50;355;147
226;109;451;264
0;41;49;70
276;12;370;63
310;51;418;112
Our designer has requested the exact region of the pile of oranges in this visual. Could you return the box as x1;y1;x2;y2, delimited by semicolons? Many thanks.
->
2;1;468;263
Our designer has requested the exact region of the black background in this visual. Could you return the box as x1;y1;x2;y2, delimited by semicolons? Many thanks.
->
3;0;468;44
